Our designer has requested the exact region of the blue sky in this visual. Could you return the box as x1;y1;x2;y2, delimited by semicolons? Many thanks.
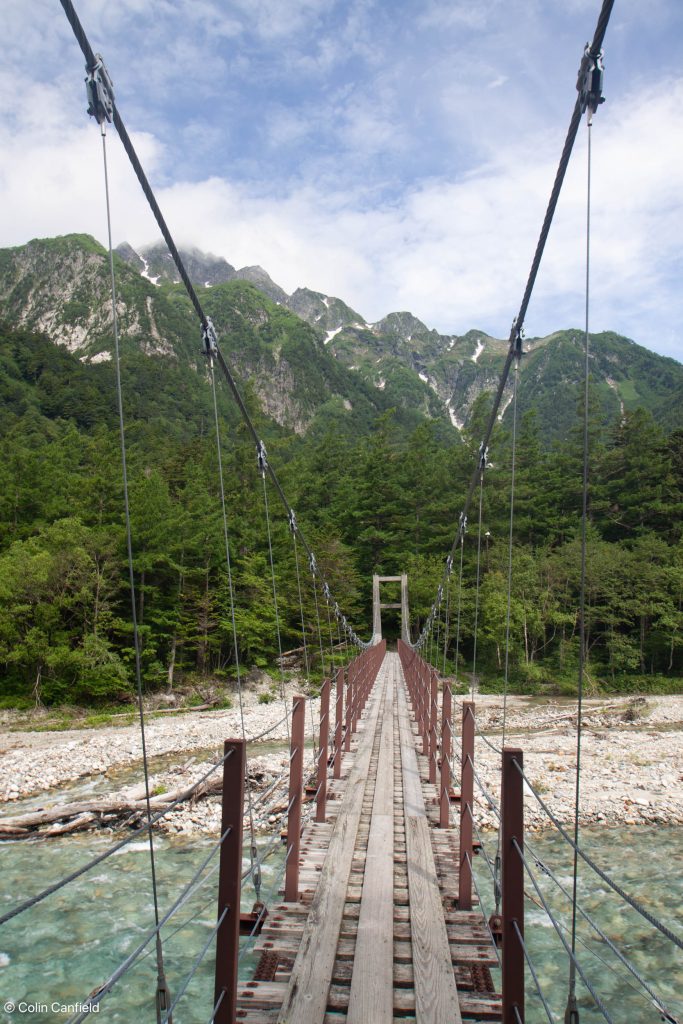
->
2;0;683;360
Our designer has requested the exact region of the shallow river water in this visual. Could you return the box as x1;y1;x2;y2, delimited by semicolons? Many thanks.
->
0;825;680;1023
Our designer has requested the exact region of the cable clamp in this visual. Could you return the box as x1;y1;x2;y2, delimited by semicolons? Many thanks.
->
256;440;268;476
478;444;489;471
288;509;297;534
436;584;443;604
334;601;340;619
459;511;468;535
512;318;525;356
446;554;453;576
576;44;605;116
202;317;218;360
323;582;331;603
85;54;114;124
309;553;317;577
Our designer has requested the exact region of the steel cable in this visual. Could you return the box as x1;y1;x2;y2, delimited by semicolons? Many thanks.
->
64;825;235;1023
511;757;683;952
0;747;234;927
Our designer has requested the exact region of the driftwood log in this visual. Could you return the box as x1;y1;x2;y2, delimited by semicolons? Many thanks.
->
0;774;223;839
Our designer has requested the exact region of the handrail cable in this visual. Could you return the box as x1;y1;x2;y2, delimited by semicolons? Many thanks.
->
526;843;679;1021
58;0;369;650
210;362;260;902
464;852;502;968
0;746;234;927
160;907;228;1024
511;757;683;951
64;825;234;1024
412;0;616;650
511;920;555;1024
512;838;614;1024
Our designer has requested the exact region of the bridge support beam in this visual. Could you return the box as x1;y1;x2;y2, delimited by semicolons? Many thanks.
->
458;702;474;910
285;696;305;902
502;748;524;1024
372;573;411;643
214;738;245;1024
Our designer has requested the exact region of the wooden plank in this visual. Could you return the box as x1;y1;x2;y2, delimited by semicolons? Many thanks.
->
396;658;463;1024
275;661;388;1024
347;663;394;1024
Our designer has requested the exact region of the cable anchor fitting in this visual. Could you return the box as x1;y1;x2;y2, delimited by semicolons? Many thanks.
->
577;45;605;117
202;317;218;361
564;992;580;1024
513;319;525;357
85;54;114;125
256;440;268;477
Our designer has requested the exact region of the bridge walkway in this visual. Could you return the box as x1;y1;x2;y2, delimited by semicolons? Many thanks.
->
236;652;501;1023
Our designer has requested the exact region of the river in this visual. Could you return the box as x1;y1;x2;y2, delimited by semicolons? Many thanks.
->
0;826;681;1022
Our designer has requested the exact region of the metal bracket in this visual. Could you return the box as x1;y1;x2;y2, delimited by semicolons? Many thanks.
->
256;440;268;476
202;317;218;360
577;45;605;116
85;54;114;124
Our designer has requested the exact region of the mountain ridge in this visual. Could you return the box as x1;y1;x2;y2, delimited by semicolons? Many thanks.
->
1;233;682;442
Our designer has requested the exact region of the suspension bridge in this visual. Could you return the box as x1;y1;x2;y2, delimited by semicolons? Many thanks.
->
1;0;682;1022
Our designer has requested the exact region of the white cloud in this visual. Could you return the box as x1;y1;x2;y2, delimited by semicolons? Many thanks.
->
1;1;682;363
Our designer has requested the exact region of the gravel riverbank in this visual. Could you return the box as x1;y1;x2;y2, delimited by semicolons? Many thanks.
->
1;688;681;837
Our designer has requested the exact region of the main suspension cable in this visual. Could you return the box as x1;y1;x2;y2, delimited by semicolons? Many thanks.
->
412;0;616;649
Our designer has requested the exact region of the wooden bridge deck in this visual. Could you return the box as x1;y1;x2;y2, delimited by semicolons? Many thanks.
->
236;652;502;1023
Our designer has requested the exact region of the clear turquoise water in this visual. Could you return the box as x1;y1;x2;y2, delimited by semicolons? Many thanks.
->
0;826;681;1023
473;825;683;1023
0;833;282;1023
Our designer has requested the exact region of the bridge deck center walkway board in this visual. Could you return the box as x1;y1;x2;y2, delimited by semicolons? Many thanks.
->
275;660;389;1023
243;651;500;1023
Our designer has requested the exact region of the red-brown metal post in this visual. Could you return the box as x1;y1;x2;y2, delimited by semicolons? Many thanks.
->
284;696;305;902
439;684;452;828
421;665;429;756
213;738;245;1024
429;670;438;784
502;748;524;1023
316;677;331;822
458;701;475;910
344;662;354;751
333;666;344;779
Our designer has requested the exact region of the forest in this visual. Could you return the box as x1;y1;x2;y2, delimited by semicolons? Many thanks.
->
0;323;681;706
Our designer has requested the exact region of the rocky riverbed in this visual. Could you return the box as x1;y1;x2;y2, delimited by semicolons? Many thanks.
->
0;686;682;837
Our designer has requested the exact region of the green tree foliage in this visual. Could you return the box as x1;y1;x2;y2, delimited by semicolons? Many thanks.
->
0;322;681;704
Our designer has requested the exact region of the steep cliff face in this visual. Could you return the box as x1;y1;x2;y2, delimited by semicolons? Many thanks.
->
2;234;682;442
0;235;405;436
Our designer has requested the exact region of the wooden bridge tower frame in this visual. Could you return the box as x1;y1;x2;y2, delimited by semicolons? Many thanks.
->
372;573;410;644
